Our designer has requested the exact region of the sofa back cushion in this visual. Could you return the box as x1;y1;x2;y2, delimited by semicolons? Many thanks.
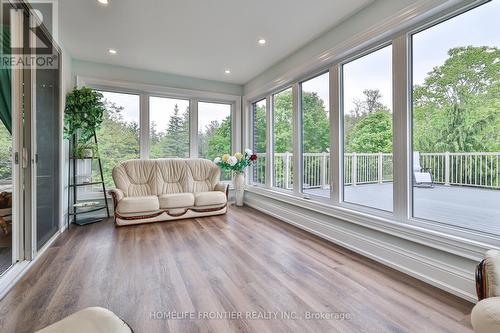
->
112;160;158;197
156;159;190;195
184;159;220;193
112;158;221;196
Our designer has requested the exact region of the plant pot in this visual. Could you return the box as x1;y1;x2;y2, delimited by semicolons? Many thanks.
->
233;173;245;206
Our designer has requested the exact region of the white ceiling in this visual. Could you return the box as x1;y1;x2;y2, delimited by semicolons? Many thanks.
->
60;0;373;85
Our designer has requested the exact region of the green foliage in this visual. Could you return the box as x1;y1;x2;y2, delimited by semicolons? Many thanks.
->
96;100;140;187
150;104;190;158
302;91;330;153
252;104;266;153
64;87;106;144
74;142;98;159
0;124;11;180
206;117;231;160
413;46;499;153
346;111;392;153
273;90;293;153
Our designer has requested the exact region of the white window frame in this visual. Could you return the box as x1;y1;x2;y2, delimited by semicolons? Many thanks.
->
77;77;241;157
76;77;241;187
243;0;499;259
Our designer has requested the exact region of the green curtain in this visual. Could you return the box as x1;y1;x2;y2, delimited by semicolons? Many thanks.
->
0;25;11;134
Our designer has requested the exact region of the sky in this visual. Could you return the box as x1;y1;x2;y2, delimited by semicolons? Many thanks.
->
100;0;499;135
100;92;231;135
301;0;499;115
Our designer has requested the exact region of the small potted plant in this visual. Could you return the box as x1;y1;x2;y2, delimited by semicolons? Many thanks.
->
74;142;99;159
214;149;257;206
64;87;106;158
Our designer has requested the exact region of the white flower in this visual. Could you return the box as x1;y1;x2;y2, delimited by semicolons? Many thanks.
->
245;148;253;156
228;156;238;166
214;157;221;164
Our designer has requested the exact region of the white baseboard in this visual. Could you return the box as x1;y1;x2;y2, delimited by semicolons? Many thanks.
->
244;192;477;303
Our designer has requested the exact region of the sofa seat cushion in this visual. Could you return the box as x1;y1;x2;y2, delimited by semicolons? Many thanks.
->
159;193;194;209
194;191;226;207
117;196;159;214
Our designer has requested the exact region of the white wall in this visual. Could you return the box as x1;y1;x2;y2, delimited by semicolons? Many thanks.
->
72;59;243;96
61;46;73;231
244;0;449;95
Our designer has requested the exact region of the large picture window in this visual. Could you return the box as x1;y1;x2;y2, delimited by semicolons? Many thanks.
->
96;91;140;187
198;102;232;180
300;72;330;198
342;45;393;211
252;99;266;185
149;96;189;158
272;88;293;190
411;1;500;234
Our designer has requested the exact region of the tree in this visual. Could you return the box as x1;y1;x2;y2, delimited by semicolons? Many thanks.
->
252;104;266;153
0;124;11;180
269;90;330;154
346;111;392;153
150;104;190;158
96;100;140;186
413;46;499;152
206;117;231;159
352;89;387;117
345;89;391;150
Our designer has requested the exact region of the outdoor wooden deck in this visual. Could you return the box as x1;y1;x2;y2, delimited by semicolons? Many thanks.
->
307;184;500;235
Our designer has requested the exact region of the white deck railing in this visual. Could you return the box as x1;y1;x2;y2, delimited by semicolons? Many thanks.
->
253;152;500;190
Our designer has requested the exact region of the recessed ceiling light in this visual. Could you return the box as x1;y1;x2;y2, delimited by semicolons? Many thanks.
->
224;69;231;74
258;38;267;45
108;49;117;55
97;0;109;5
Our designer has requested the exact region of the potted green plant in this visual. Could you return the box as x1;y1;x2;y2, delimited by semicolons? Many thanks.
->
64;87;106;158
74;142;99;159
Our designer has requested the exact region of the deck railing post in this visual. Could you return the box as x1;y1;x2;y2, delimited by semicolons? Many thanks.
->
284;152;290;189
321;152;327;189
352;152;357;186
445;151;450;186
378;152;383;184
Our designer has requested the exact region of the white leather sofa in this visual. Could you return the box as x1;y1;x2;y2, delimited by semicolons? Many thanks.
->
109;158;228;226
471;250;500;333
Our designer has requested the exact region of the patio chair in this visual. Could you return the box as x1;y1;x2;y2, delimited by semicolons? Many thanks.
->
413;152;434;188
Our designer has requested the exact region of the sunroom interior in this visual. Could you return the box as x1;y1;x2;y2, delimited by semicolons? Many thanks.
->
0;0;499;332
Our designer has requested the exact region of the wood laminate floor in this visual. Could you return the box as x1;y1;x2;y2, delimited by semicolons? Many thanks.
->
0;206;474;333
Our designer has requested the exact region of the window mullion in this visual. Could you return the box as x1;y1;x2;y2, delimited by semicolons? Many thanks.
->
330;65;341;204
292;83;301;196
140;94;149;159
392;34;410;222
265;95;272;189
189;99;198;158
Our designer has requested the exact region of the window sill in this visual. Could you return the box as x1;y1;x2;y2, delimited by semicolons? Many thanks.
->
244;186;499;261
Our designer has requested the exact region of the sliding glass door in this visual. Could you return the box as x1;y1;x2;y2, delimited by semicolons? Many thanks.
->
0;2;16;275
0;2;61;276
33;49;61;250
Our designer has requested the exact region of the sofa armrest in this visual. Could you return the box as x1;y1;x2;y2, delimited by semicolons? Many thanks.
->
471;297;500;333
108;188;124;210
477;250;500;300
214;183;229;199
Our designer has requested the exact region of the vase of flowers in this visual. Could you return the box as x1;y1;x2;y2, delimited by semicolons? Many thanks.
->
214;149;257;206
